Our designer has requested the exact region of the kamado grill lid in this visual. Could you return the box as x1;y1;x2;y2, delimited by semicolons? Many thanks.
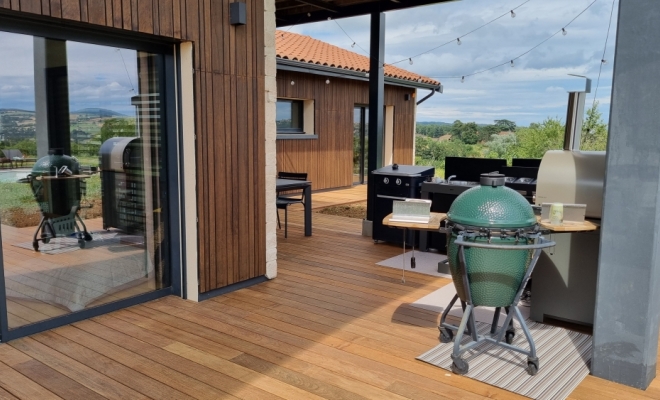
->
447;172;536;228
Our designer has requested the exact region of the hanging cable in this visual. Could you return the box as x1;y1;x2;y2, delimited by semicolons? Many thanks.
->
389;0;532;66
334;20;370;56
592;0;617;109
432;0;598;82
116;49;135;92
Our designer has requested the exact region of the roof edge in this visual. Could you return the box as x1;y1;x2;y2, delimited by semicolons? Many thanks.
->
276;58;441;90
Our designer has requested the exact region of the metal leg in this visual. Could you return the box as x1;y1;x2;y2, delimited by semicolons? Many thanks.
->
452;304;473;357
276;207;281;229
491;307;501;334
401;229;406;283
284;206;288;238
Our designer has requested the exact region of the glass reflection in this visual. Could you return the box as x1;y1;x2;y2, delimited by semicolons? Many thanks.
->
0;32;169;329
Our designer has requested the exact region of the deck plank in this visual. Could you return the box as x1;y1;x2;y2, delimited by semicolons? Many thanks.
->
0;187;657;399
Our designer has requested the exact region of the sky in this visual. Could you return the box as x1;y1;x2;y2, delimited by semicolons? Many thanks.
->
283;0;619;126
0;31;139;115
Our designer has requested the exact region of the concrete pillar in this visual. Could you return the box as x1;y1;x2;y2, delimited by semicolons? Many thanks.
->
592;0;660;389
33;38;70;157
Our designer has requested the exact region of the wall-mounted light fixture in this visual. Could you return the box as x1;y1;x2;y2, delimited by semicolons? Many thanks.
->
404;94;411;101
290;80;295;85
230;2;247;25
325;79;330;84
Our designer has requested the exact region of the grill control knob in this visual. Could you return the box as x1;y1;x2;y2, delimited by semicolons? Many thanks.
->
396;178;402;185
383;177;389;184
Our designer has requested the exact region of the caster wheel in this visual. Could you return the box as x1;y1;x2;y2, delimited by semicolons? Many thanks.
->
505;331;515;345
32;241;39;251
450;357;469;375
526;358;539;376
438;327;454;343
84;232;93;241
42;237;50;244
78;239;86;249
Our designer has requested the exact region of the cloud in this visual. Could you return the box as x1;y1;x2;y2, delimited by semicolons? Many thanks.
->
287;0;618;125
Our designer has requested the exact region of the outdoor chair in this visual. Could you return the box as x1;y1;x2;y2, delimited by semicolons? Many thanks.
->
277;172;307;238
2;149;33;168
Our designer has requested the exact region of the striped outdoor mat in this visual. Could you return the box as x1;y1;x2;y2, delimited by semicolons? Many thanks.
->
417;320;591;400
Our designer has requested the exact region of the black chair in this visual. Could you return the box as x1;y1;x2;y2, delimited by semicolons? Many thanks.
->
276;172;307;238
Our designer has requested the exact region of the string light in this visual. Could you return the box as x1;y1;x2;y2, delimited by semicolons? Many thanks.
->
510;10;516;18
307;12;311;17
389;0;531;66
351;42;355;48
334;20;369;56
429;0;598;83
409;58;413;65
327;17;331;21
562;28;567;36
601;59;607;64
592;0;617;110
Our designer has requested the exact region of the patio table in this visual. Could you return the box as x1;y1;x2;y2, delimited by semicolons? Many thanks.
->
276;178;312;236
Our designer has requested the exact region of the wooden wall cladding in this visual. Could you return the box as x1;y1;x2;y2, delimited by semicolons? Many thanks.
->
1;0;267;293
276;70;416;191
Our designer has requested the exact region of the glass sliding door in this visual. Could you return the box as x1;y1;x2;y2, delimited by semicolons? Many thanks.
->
0;30;173;336
353;106;369;184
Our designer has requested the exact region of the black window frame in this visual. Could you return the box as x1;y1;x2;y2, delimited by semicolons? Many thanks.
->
0;11;182;342
276;98;305;134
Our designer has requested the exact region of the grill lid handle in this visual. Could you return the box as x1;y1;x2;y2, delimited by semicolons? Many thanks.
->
480;172;505;187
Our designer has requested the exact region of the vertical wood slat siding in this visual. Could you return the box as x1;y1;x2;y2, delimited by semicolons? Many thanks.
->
276;71;417;191
0;0;267;293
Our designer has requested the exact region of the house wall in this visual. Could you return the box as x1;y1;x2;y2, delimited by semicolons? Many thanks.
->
276;70;417;190
1;0;269;294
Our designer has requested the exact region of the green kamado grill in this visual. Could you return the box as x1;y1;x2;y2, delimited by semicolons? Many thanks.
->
29;149;92;251
437;172;555;376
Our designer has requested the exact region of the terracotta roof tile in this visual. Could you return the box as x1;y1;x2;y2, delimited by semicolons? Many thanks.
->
276;30;439;86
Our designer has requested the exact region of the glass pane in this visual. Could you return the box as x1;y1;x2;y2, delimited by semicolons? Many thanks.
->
0;34;169;330
363;108;369;183
276;99;302;131
353;107;361;184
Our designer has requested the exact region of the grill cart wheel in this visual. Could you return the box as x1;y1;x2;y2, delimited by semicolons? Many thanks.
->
439;327;454;343
527;358;539;376
32;241;38;251
505;330;515;345
78;239;86;249
84;232;93;241
451;356;469;375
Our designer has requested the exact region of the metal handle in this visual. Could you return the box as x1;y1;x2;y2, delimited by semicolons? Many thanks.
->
454;236;555;250
376;195;407;200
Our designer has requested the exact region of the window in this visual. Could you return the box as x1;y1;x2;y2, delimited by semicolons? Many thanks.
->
276;99;303;133
0;28;175;340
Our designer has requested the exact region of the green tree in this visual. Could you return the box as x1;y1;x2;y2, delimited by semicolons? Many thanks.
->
512;117;564;159
581;101;608;151
98;118;136;143
485;132;517;161
494;119;517;132
459;122;480;144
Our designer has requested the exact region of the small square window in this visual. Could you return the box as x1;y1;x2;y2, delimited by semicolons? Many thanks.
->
276;99;304;133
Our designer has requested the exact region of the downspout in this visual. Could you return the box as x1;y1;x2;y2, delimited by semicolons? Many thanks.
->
416;84;442;106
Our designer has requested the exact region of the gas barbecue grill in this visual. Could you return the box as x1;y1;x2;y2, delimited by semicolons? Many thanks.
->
29;149;92;251
438;173;555;376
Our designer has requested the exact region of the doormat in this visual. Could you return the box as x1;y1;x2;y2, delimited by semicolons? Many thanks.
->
13;231;139;255
416;300;591;400
376;251;451;279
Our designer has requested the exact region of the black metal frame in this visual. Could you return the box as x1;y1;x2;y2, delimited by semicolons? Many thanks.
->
0;18;183;342
276;99;305;134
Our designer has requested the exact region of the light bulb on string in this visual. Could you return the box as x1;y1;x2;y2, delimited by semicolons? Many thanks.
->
409;58;413;65
456;38;462;45
510;10;516;18
510;60;514;67
327;17;331;21
601;59;607;64
307;12;311;17
461;76;465;83
351;42;355;48
562;28;567;36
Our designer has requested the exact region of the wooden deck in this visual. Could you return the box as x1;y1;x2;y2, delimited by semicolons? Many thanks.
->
0;186;657;399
